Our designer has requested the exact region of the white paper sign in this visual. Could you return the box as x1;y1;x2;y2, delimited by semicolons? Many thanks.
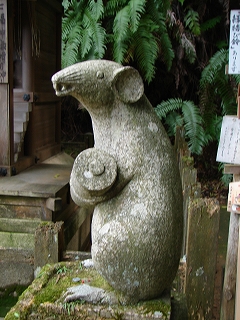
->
216;115;240;164
228;10;240;74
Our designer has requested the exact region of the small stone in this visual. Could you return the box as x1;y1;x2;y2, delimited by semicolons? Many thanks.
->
82;259;94;268
72;277;81;283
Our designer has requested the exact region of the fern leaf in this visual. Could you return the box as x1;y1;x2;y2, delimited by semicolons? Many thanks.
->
128;0;146;33
157;12;174;70
200;49;228;89
132;16;159;83
113;5;130;38
155;98;184;119
80;27;93;59
105;0;128;16
181;102;205;154
184;9;200;36
113;6;131;62
155;98;206;154
200;16;221;32
88;0;104;20
82;8;106;59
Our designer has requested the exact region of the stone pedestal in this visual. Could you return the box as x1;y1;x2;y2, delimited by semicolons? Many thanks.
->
5;261;171;320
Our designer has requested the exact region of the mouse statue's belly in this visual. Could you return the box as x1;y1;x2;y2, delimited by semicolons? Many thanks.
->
51;59;183;302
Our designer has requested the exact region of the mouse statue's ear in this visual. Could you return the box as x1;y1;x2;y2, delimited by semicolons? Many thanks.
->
112;66;144;104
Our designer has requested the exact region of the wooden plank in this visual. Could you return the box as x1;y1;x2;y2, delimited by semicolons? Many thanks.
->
185;198;220;320
221;174;240;320
41;0;62;13
0;84;11;166
0;0;8;83
64;207;91;246
46;197;62;212
235;218;240;320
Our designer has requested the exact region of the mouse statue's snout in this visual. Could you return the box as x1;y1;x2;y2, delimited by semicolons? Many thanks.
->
52;59;183;302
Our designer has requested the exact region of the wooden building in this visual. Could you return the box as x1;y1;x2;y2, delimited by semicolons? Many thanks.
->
0;0;62;173
0;0;92;288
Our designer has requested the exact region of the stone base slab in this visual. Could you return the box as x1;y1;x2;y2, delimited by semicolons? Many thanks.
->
5;261;171;320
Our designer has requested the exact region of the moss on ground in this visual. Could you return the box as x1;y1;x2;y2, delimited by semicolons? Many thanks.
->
5;261;171;320
0;285;27;317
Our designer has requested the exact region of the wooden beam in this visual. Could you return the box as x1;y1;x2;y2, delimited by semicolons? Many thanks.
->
221;174;240;320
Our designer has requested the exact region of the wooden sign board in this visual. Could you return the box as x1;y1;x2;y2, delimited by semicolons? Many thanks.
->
227;181;240;212
217;116;240;164
229;10;240;74
0;0;8;83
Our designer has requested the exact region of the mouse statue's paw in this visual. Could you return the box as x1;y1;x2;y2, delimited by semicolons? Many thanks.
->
63;284;118;305
70;148;118;206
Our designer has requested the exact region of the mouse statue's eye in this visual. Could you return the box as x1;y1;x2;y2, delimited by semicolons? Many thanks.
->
97;71;104;79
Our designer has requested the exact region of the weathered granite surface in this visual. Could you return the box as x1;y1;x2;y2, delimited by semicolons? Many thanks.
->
52;60;183;302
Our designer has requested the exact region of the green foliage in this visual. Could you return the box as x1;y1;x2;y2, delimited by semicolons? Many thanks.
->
200;16;221;32
155;99;206;154
61;0;240;169
184;9;201;36
62;0;106;67
200;49;240;122
62;0;175;83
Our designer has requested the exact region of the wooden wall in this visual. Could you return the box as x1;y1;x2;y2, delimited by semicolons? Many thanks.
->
0;0;63;175
23;0;62;165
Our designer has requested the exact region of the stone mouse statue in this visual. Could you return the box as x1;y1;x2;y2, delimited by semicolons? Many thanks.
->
52;60;183;302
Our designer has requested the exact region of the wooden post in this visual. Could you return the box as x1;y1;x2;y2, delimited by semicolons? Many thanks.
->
237;84;240;119
34;221;64;276
235;217;240;319
220;168;240;320
185;198;220;320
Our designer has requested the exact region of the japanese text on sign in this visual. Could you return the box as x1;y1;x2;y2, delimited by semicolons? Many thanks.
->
229;10;240;74
216;116;240;164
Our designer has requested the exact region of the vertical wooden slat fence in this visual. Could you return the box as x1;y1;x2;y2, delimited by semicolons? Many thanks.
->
174;127;220;320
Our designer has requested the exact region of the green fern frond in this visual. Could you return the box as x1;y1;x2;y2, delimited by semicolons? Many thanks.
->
84;8;106;59
80;27;93;59
155;98;206;154
231;74;240;84
156;12;174;70
151;0;171;15
88;0;104;20
132;16;159;83
113;5;130;38
165;111;184;136
128;0;146;33
155;98;184;119
113;6;131;62
184;9;200;36
200;16;221;32
200;49;228;89
216;76;238;115
105;0;128;16
181;102;205;154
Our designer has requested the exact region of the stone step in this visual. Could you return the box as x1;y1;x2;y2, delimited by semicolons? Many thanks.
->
14;120;27;133
14;131;24;143
0;218;41;233
13;110;29;122
0;231;35;250
14;102;32;112
0;248;34;288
